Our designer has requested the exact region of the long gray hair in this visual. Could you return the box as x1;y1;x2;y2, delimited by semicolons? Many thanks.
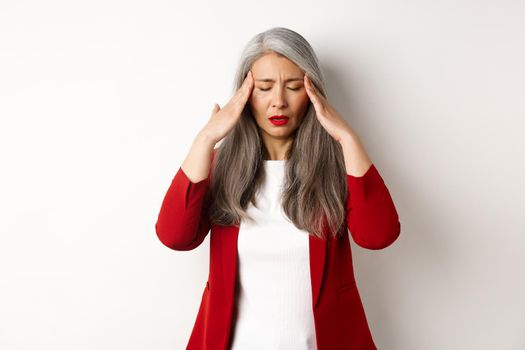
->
207;27;348;240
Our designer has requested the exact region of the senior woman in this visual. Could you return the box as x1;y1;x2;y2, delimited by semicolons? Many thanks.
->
155;26;401;350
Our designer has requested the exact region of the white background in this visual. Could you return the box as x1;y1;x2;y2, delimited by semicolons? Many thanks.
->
1;0;524;349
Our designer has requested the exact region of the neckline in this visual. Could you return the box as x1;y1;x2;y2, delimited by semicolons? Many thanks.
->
263;160;287;165
263;160;286;168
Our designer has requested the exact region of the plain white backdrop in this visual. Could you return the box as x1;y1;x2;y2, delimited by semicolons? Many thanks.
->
1;0;524;349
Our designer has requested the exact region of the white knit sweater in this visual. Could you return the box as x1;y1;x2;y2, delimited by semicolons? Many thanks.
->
229;160;317;349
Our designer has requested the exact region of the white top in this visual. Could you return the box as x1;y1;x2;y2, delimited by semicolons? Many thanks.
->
229;160;317;350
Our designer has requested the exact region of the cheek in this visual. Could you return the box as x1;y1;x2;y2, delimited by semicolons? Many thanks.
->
299;89;309;101
292;92;309;110
249;100;268;127
250;95;266;113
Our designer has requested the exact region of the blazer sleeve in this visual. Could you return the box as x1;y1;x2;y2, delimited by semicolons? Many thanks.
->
346;163;401;250
154;150;216;251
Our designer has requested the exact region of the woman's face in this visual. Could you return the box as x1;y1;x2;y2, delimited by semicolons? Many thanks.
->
248;52;310;143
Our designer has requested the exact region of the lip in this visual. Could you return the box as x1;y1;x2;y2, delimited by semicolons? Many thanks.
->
269;115;289;126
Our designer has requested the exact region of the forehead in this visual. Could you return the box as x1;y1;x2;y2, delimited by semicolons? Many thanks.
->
251;52;304;80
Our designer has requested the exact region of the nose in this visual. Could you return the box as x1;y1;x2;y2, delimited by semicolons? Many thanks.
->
271;86;287;109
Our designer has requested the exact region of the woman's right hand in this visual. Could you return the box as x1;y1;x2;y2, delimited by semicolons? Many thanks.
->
201;70;254;144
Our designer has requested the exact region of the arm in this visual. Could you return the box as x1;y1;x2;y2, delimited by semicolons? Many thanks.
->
154;132;217;251
346;164;401;250
340;133;401;250
301;73;400;248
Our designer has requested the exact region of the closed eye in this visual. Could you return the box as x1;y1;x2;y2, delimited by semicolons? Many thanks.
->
258;87;302;91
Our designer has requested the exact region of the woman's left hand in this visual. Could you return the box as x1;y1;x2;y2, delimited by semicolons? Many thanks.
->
304;74;353;143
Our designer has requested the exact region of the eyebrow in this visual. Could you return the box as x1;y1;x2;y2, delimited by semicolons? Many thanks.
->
255;77;303;82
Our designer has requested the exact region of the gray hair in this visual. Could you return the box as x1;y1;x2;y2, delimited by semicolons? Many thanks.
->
208;26;348;239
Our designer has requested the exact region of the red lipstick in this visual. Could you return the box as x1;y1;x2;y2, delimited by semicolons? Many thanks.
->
269;115;289;126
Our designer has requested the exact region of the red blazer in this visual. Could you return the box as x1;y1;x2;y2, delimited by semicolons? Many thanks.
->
155;148;401;349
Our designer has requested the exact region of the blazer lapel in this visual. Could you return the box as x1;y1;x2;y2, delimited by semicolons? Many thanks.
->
309;234;327;309
221;225;239;305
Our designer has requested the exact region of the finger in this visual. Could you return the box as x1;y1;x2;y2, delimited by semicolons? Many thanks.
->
240;70;253;91
234;70;254;108
241;70;254;98
248;70;254;89
305;74;323;98
212;103;220;114
231;70;252;105
304;74;324;110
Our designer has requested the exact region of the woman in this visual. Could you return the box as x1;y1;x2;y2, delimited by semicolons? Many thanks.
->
155;27;401;350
